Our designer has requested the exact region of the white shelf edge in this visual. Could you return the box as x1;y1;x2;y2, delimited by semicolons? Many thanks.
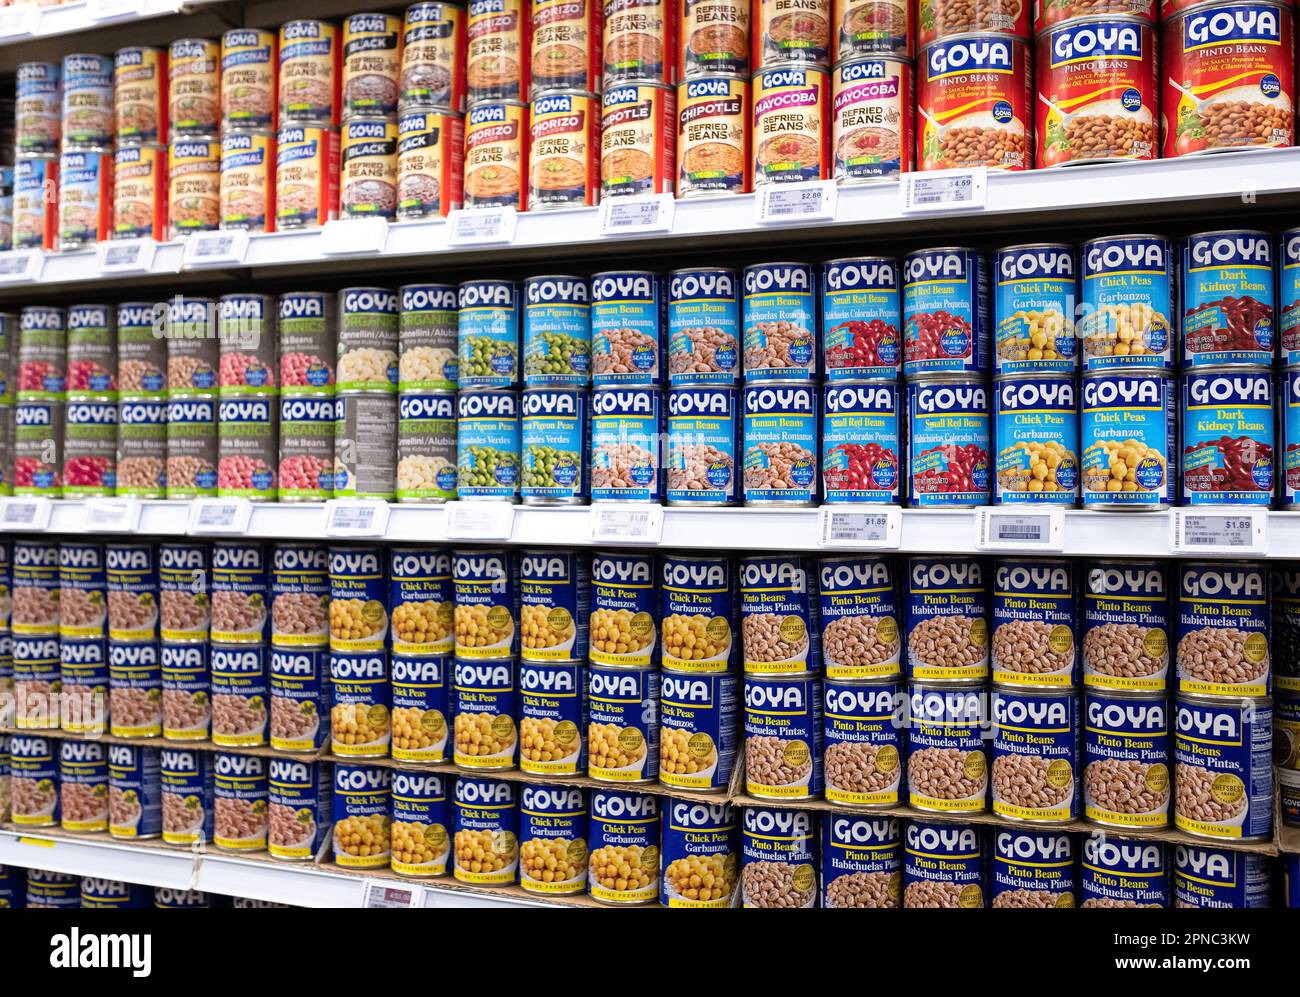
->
0;0;197;46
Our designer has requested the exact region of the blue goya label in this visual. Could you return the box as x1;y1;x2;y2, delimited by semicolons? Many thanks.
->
906;683;989;814
590;387;663;502
660;799;738;907
1174;845;1272;909
107;743;162;840
991;688;1080;822
1177;561;1270;697
991;829;1075;908
12;540;59;636
904;556;988;682
991;558;1078;688
659;668;739;792
742;382;817;504
821;813;901;908
161;642;211;740
993;245;1078;375
519;659;588;776
588;664;659;783
668;267;740;387
902;248;990;378
588;789;660;904
740;806;817;908
1180;230;1274;367
519;784;587;895
591;270;665;387
1175;695;1273;840
105;543;159;643
1180;368;1274;506
391;771;451;876
1279;228;1300;366
267;757;330;861
453;657;519;769
660;555;735;673
1082;559;1170;693
743;672;823;798
822;257;901;381
452;776;518;885
107;640;162;738
666;386;738;505
523;275;591;387
58;541;107;640
590;551;657;667
1084;690;1170;828
25;870;81;908
160;748;214;846
993;375;1079;504
739;555;820;674
330;650;391;756
903;820;986;908
453;547;520;659
1080;372;1175;507
210;644;269;747
822;381;901;504
1079;235;1174;370
159;543;211;644
13;635;60;730
520;549;589;662
521;388;589;502
58;739;108;832
59;637;108;735
269;544;328;647
329;547;388;653
906;379;991;507
211;542;270;644
819;556;900;680
269;646;330;752
1283;369;1300;508
9;734;58;826
741;262;817;381
458;279;520;389
332;763;392;869
389;548;453;656
456;388;520;500
823;678;904;807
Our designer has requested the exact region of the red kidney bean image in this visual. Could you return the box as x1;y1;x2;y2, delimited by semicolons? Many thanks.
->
824;442;898;492
825;319;900;371
1183;436;1273;493
1184;296;1273;355
905;310;973;364
912;443;989;494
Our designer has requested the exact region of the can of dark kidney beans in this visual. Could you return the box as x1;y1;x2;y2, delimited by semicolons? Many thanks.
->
1180;230;1274;369
1180;366;1274;507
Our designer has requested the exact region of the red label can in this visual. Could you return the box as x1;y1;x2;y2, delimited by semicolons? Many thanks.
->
832;55;914;182
468;0;531;101
917;0;1030;47
114;144;168;241
835;0;914;58
1036;16;1158;166
1035;0;1155;32
529;90;601;208
752;64;830;185
532;0;604;94
917;32;1032;170
601;80;677;196
1162;0;1294;157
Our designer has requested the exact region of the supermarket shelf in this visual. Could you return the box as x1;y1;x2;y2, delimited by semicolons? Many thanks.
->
0;726;320;762
1278;823;1300;856
0;0;186;44
5;148;1300;299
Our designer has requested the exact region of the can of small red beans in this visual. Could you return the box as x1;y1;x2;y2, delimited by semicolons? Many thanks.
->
822;256;901;381
902;247;990;378
905;376;992;507
822;380;901;504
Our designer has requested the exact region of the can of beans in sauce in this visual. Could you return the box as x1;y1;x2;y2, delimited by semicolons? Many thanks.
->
391;654;451;762
588;662;659;783
837;0;912;58
518;784;589;894
991;557;1078;688
990;828;1075;908
822;382;901;504
167;138;219;239
1176;560;1270;698
390;548;453;657
990;686;1079;823
754;0;832;66
330;650;392;757
1174;693;1272;841
744;670;823;799
742;262;816;381
117;397;167;497
668;267;740;386
11;155;58;252
401;1;468;109
333;763;392;866
739;555;820;674
1162;0;1294;158
64;399;118;496
114;47;168;144
666;385;739;504
1082;559;1170;693
905;556;989;683
831;56;914;182
661;798;738;906
468;0;531;102
523;275;591;387
821;813;901;907
529;90;600;209
397;392;458;501
905;682;990;813
452;775;518;884
679;0;749;76
66;303;117;400
906;377;992;506
903;247;991;377
1083;689;1170;829
209;644;270;747
1035;16;1157;167
280;20;342;125
220;131;275;232
740;806;818;908
453;657;519;770
221;29;278;131
343;13;404;119
399;283;458;391
752;65;830;186
819;556;900;680
1041;0;1154;30
166;394;218;498
16;62;61;156
675;74;751;196
605;0;676;84
169;39;221;136
58;740;108;832
993;374;1079;505
742;381;818;505
389;771;451;875
61;54;114;148
601;82;676;198
904;820;986;908
112;145;167;241
532;0;602;94
591;270;666;386
340;117;399;220
1181;367;1274;507
108;743;163;839
57;147;114;251
14;401;64;497
660;554;736;672
660;668;740;791
1079;234;1174;370
521;388;588;504
1081;370;1175;508
397;107;465;219
1180;230;1275;368
275;124;341;229
917;33;1032;170
464;101;530;208
457;388;521;499
823;677;904;806
590;550;658;667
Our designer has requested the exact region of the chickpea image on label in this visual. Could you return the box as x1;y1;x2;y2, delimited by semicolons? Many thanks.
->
392;600;453;646
1084;438;1165;494
590;721;646;770
591;608;653;655
330;599;387;641
591;843;657;894
908;747;986;801
454;711;516;757
331;701;390;746
992;754;1073;810
455;828;516;874
392;706;446;753
521;604;574;650
1085;759;1169;816
335;813;391;858
665;853;735;904
1176;627;1268;686
996;440;1077;495
992;619;1074;674
661;727;717;776
1082;303;1169;358
826;870;901;908
998;309;1069;362
747;734;812;788
663;613;730;662
455;603;514;648
1083;623;1167;678
743;860;816;908
521;836;587;885
392;820;449;868
520;717;580;763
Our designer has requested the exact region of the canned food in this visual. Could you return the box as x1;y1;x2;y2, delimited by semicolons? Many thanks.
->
330;650;392;756
819;556;900;679
1080;370;1176;509
589;387;662;502
666;385;739;504
340;117;399;220
1083;689;1170;828
453;547;520;659
1180;230;1275;368
754;0;831;66
675;75;751;197
823;678;904;806
401;1;468;109
1079;234;1174;370
280;20;342;125
210;645;269;747
660;799;738;906
66;303;117;399
660;668;740;791
169;39;220;134
906;683;989;813
519;659;588;774
398;283;457;392
108;640;163;738
742;261;817;381
166;395;218;498
59;638;107;734
61;54;114;147
275;124;341;229
590;550;657;667
667;267;740;386
220;131;275;232
457;389;520;499
452;776;517;885
165;296;218;393
601;81;676;198
343;12;404;118
114;47;168;144
588;663;659;783
113;145;167;242
906;377;991;507
604;0;675;83
107;744;162;839
837;0;912;58
660;554;736;673
740;555;820;674
9;735;58;825
1082;559;1171;693
16;62;61;156
14;401;64;496
904;556;989;683
1180;367;1273;507
221;29;278;131
1281;227;1300;367
831;56;913;182
338;286;399;393
752;65;830;186
822;381;901;504
159;748;214;846
744;671;823;799
529;90;600;209
269;646;330;751
993;374;1079;505
278;291;336;397
1174;694;1272;841
740;807;817;908
453;658;518;769
994;244;1077;374
821;812;901;907
521;388;589;504
168;138;220;239
64;399;117;496
591;270;665;387
523;275;591;387
680;0;749;76
991;687;1079;823
391;654;451;762
390;771;451;874
57;147;114;251
116;398;167;497
59;740;108;832
267;757;329;861
396;392;457;501
468;0;530;102
217;396;278;500
587;790;661;903
1176;561;1269;699
459;279;520;389
397;107;465;220
11;157;58;252
332;764;392;866
532;0;601;93
218;293;278;395
211;541;270;644
334;393;398;499
903;246;990;377
742;382;818;505
463;100;529;209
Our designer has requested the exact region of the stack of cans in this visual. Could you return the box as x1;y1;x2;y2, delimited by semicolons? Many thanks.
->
339;12;403;223
112;43;168;241
396;0;465;221
335;286;399;500
12;61;61;251
275;19;340;230
115;301;168;499
13;305;65;497
217;293;279;501
164;296;219;499
56;54;116;250
167;37;221;239
219;28;278;233
278;291;338;502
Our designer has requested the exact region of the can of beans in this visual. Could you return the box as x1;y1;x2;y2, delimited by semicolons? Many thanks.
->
531;0;601;93
167;137;220;239
169;38;220;135
754;0;831;66
740;806;817;908
453;547;521;660
1079;234;1174;370
57;146;114;251
13;400;62;497
397;107;465;220
342;13;404;118
1181;367;1274;507
517;549;589;662
1174;693;1272;841
903;247;990;377
1177;560;1269;698
328;547;388;654
334;393;398;500
13;635;60;729
590;550;658;667
456;388;520;500
390;771;451;876
739;555;820;674
340;117;399;221
332;763;392;867
161;643;211;740
519;658;589;776
679;0;749;76
752;65;830;186
452;775;518;884
458;279;520;389
12;540;59;638
401;2;468;109
822;257;901;381
818;556;900;679
906;376;992;506
279;20;341;125
1081;559;1170;693
395;392;457;501
108;743;163;840
516;784;588;895
1275;567;1300;693
528;90;601;210
104;544;159;643
266;757;329;862
666;385;739;504
64;398;119;498
906;682;990;813
16;62;61;156
904;556;989;683
278;395;335;501
59;540;107;637
821;812;900;907
463;100;530;209
990;828;1075;908
601;81;677;198
659;555;736;673
1082;689;1170;829
59;739;108;833
822;381;901;504
1080;370;1175;509
1282;767;1300;828
11;156;59;252
744;670;823;799
219;130;275;232
742;261;816;381
523;275;592;387
389;547;454;656
453;657;519;770
269;646;330;752
521;387;589;504
990;686;1079;823
17;305;66;403
468;0;530;102
742;381;818;505
399;283;458;392
667;267;740;386
1180;231;1275;368
58;55;112;147
159;747;214;845
210;644;270;748
269;544;328;648
210;541;270;646
591;270;666;387
108;640;163;739
330;649;392;757
991;557;1078;688
217;395;278;500
993;244;1077;374
275;124;341;229
660;798;738;906
218;293;278;396
112;145;168;242
1041;0;1155;29
391;657;451;762
165;296;218;394
902;819;986;908
588;381;665;500
831;56;914;183
1280;228;1300;367
675;75;751;197
221;29;278;131
1174;843;1271;908
659;667;740;792
272;292;333;397
335;287;399;393
823;677;904;807
604;0;674;82
59;638;108;735
587;789;660;903
837;0;912;58
165;394;218;498
993;375;1079;506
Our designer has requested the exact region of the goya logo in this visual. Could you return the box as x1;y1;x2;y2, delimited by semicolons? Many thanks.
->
744;680;807;711
523;785;584;811
16;63;56;84
1082;374;1165;408
534;93;578;115
392;656;442;684
905;250;971;284
996;562;1072;594
59;740;105;763
1084;835;1164;870
219;398;273;422
212;646;266;674
828;814;897;847
160;749;202;774
402;284;458;311
913;381;988;414
65;54;110;76
453;552;510;583
744;385;815;413
910;686;985;723
996;830;1073;862
269;758;314;784
668;387;733;417
162;644;207;670
1176;701;1243;740
215;754;263;784
58;543;103;570
271;649;323;676
105;546;151;573
347;12;391;33
454;660;513;687
670;268;735;301
108;642;159;667
911;558;982;589
9;735;53;758
743;807;812;838
67;305;110;329
330;549;380;575
342;287;399;314
117;147;146;165
1187;371;1271;405
593;790;658;821
662;557;726;589
213;543;263;571
108;744;137;767
399;394;455;420
994;692;1071;726
15;542;58;568
927;37;1012;78
1087;563;1165;596
271;545;326;573
1050;20;1142;65
167;398;216;422
120;401;167;425
455;776;513;805
330;652;386;680
661;672;715;703
590;668;644;697
744;264;810;296
460;283;517;314
173;141;216;159
279;127;313;145
345;119;392;140
15;635;60;660
60;640;106;666
668;800;731;827
20;307;63;332
825;258;897;291
522;390;581;417
592;388;657;416
521;661;576;692
1085;237;1168;274
826;383;897;414
458;390;519;419
171;39;213;59
223;30;264;48
592;271;656;301
1087;695;1166;731
826;683;899;716
393;771;446;797
521;552;569;580
14;404;54;427
604;85;645;106
223;133;257;152
335;765;390;794
283;19;329;40
470;103;508;125
821;557;892;591
1182;565;1264;599
391;549;451;577
118;303;160;328
1184;5;1280;46
739;557;806;593
906;821;981;852
1188;232;1271;269
999;247;1076;282
758;67;814;91
1274;566;1300;598
593;554;652;585
1174;845;1234;884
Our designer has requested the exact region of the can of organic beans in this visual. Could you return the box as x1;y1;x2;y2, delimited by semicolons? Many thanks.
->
990;686;1079;823
107;640;163;739
668;267;740;387
1082;689;1170;830
1180;367;1274;507
739;555;820;674
59;638;108;735
590;386;664;503
62;398;118;496
329;649;392;758
660;554;736;673
588;789;660;905
521;387;589;504
902;247;991;378
991;557;1079;688
334;393;398;500
905;377;991;507
218;293;278;396
390;771;452;877
523;274;592;387
116;398;168;498
17;305;66;403
993;375;1079;505
821;813;901;908
337;287;399;393
589;550;658;668
902;819;986;908
278;395;336;501
990;828;1075;909
666;385;739;505
742;381;818;505
217;395;278;501
659;668;739;793
66;303;117;400
266;757;329;862
1082;559;1170;693
391;654;452;763
209;644;269;748
591;270;666;387
159;747;215;846
165;296;219;394
452;657;519;771
399;283;458;392
453;547;521;660
1176;561;1270;699
519;658;588;776
818;555;900;680
1174;693;1272;841
59;739;108;833
332;764;392;869
660;798;739;907
104;543;159;644
108;743;163;840
518;784;588;896
744;670;823;800
588;662;660;784
268;646;330;752
822;380;901;504
396;391;457;502
165;394;218;498
458;279;521;390
905;682;989;814
823;677;904;807
1080;370;1176;509
452;775;518;886
278;291;336;396
740;806;818;908
161;643;211;741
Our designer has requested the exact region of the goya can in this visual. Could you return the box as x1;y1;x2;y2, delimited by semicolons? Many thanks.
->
523;275;591;387
330;650;392;757
114;46;168;144
519;658;588;775
1080;371;1176;508
821;812;901;908
1180;230;1275;368
660;668;740;792
1176;561;1269;699
275;124;341;229
590;551;657;668
279;395;336;501
456;388;520;500
601;81;677;198
210;644;270;748
902;247;990;377
588;663;659;783
1079;234;1174;370
167;138;220;239
531;0;602;93
11;157;58;251
521;388;589;504
591;270;665;387
740;806;818;907
219;131;274;232
994;243;1077;373
211;751;268;851
739;555;820;675
991;687;1080;823
742;261;816;381
528;90;601;210
159;747;214;846
337;286;399;392
517;787;589;894
1280;226;1300;367
107;743;162;840
266;757;329;861
57;148;113;251
161;643;211;741
343;12;403;118
1174;844;1271;908
1174;693;1272;841
1082;559;1171;693
993;374;1079;505
837;0;911;58
906;377;991;507
452;776;517;885
589;386;662;502
905;556;989;683
660;554;736;673
459;278;520;390
463;100;529;209
397;108;465;220
390;771;451;876
668;267;740;386
589;789;659;904
679;0;749;76
453;547;520;660
221;28;278;131
269;647;330;752
58;739;109;833
906;683;989;814
823;677;904;807
391;654;450;762
744;671;823;799
991;557;1078;688
452;657;518;770
210;541;270;644
401;2;468;109
752;65;830;186
1083;689;1171;829
399;283;457;392
397;393;458;502
822;256;901;380
1284;369;1300;509
902;819;986;907
831;56;914;182
519;548;588;661
8;734;58;826
742;382;818;505
605;0;675;83
666;387;739;505
340;117;399;221
279;19;341;125
168;38;220;135
822;381;901;504
468;0;530;102
112;145;168;242
15;62;60;157
754;0;831;67
660;799;739;907
990;828;1076;908
332;763;392;868
675;75;751;197
819;556;900;680
1180;368;1273;507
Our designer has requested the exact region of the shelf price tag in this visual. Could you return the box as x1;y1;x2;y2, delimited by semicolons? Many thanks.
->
89;0;144;20
84;497;142;532
900;166;987;214
186;497;253;535
319;217;390;255
1170;508;1267;555
0;250;45;284
974;507;1065;551
818;507;901;549
447;207;517;246
95;238;157;274
599;194;675;236
182;230;249;268
755;180;837;225
589;504;664;544
323;499;391;537
0;497;53;531
443;501;514;540
361;881;423;908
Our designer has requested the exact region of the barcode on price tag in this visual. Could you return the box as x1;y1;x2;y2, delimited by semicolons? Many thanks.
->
975;507;1065;551
1170;509;1266;555
818;507;901;548
96;238;157;274
589;504;664;543
756;180;837;225
319;217;389;255
900;167;987;214
446;207;517;246
0;497;53;531
361;881;422;908
186;497;253;535
599;194;674;235
182;230;249;267
0;250;45;283
84;497;142;532
443;501;515;540
323;499;391;537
